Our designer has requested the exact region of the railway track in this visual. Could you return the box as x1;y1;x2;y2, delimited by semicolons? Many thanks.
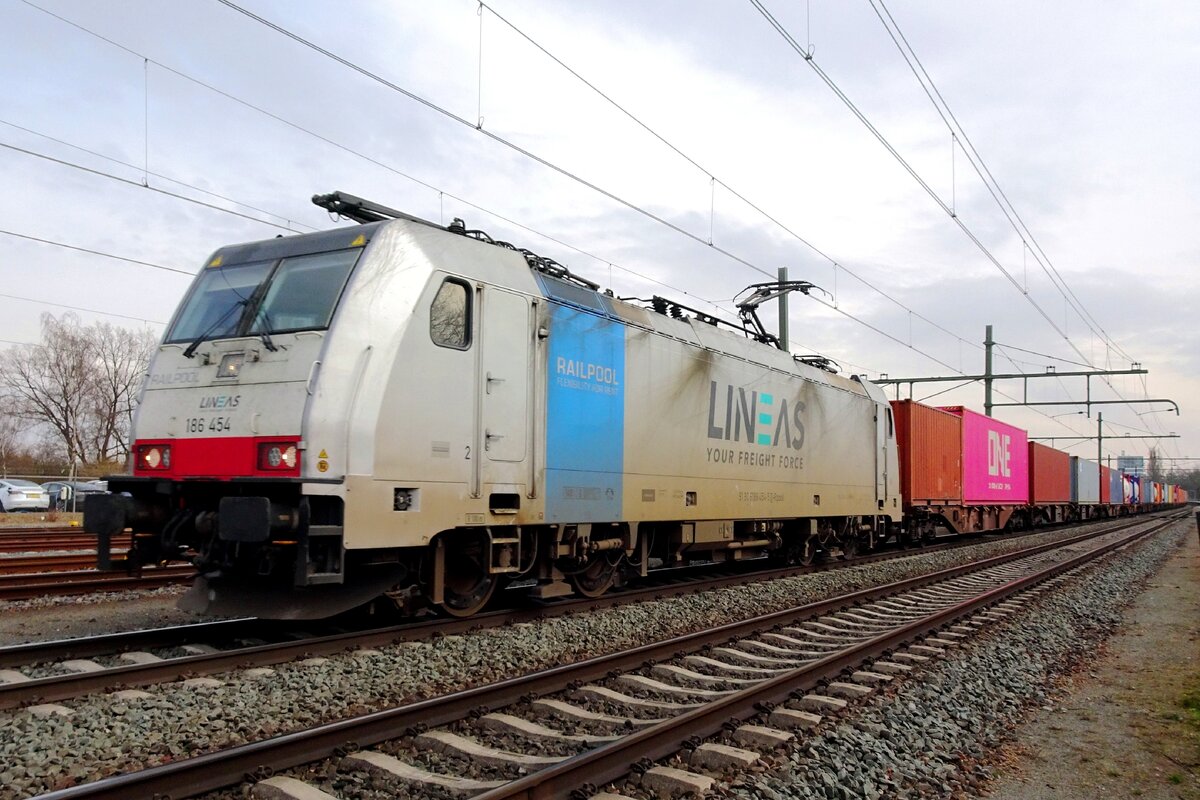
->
0;564;194;601
0;516;1118;709
0;552;129;575
18;512;1181;800
0;528;130;555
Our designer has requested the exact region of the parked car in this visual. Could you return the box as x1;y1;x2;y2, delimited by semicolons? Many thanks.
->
40;480;107;511
0;479;51;512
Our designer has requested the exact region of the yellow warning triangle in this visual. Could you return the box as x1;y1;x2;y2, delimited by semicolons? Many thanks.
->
318;449;328;459
350;235;366;247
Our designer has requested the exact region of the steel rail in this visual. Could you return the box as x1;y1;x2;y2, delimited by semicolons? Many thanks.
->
0;617;259;668
28;513;1179;800
0;516;1137;709
0;526;77;535
0;537;131;555
480;514;1179;799
0;553;134;574
0;566;194;600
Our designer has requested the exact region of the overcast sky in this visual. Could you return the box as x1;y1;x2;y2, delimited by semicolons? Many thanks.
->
2;0;1196;468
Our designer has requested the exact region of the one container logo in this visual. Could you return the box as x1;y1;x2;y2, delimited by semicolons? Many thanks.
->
987;431;1012;477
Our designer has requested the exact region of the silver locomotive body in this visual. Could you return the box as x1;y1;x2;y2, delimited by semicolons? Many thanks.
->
88;195;899;618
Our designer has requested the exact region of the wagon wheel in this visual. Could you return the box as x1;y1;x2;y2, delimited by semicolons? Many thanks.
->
439;536;497;618
567;551;622;599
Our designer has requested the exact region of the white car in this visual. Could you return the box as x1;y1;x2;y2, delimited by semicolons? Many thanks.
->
0;479;50;512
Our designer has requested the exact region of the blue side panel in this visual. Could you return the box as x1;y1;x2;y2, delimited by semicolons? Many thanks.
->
545;305;624;522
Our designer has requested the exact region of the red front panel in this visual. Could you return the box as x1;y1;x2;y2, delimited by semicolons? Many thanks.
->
1100;466;1112;503
133;436;302;479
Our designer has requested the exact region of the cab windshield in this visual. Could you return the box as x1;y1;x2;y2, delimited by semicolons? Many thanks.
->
166;249;360;344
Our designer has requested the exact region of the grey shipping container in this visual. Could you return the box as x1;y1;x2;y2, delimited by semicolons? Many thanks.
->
1070;456;1100;504
1109;469;1123;505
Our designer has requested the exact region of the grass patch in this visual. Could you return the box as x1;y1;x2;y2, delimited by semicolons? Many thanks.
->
1181;688;1200;727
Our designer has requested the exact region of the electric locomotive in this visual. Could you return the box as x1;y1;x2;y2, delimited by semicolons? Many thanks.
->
87;192;901;619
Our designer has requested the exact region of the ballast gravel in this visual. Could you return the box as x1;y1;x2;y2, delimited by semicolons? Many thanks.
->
708;523;1189;800
0;521;1176;799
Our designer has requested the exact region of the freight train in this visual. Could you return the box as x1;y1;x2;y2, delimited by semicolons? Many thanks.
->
85;192;1187;619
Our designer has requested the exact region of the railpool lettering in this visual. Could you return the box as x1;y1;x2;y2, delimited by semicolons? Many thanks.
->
149;369;200;386
555;357;619;385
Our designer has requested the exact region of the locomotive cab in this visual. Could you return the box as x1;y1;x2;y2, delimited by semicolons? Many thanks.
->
87;223;384;615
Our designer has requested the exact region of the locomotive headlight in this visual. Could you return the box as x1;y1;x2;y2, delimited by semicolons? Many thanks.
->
217;353;245;379
137;444;172;471
258;442;298;471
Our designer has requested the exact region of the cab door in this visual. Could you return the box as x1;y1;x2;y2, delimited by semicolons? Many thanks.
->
480;288;530;473
855;378;892;509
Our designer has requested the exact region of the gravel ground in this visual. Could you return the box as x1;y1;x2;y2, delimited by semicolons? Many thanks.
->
0;513;81;528
661;520;1192;800
985;524;1199;800
0;518;1171;799
0;585;194;644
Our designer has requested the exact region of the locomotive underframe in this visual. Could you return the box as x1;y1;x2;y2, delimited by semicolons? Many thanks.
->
89;476;1171;620
87;478;894;617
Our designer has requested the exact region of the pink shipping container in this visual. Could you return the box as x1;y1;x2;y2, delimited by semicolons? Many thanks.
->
1028;442;1070;503
939;406;1030;504
890;400;962;507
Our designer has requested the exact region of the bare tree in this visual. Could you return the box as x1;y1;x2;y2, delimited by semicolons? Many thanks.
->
87;322;159;462
0;314;156;465
0;415;21;478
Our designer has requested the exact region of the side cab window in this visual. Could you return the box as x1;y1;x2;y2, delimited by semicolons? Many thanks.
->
430;278;471;349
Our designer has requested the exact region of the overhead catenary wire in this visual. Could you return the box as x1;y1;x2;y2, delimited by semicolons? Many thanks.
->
472;1;982;354
749;0;1084;351
14;0;751;334
0;119;317;233
14;0;1038;382
0;229;193;277
0;291;166;325
0;141;302;234
208;0;997;375
748;0;1157;448
8;2;1158;451
869;0;1132;366
866;0;1155;435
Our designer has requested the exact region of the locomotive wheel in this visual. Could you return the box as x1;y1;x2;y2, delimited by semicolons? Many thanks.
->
567;552;621;599
788;535;817;566
839;535;859;560
439;540;497;618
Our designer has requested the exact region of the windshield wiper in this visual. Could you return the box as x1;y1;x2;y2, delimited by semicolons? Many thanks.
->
255;308;279;353
182;299;248;359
